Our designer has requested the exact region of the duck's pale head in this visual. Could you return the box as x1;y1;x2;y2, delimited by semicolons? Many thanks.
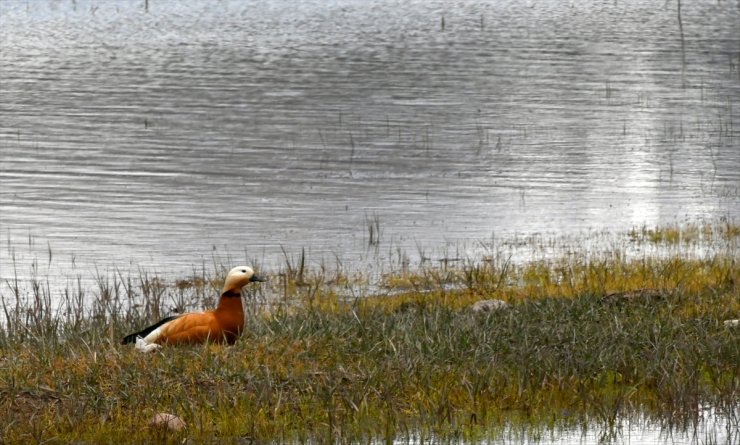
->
223;266;266;293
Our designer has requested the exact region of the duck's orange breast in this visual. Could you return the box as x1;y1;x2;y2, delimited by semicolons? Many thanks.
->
212;291;245;344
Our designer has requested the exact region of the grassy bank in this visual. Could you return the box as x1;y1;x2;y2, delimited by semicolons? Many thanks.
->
0;223;738;444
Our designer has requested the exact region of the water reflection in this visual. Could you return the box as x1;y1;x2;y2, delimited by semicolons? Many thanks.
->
442;405;733;445
0;0;738;281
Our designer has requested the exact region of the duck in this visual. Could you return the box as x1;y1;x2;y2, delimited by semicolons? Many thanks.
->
121;266;265;352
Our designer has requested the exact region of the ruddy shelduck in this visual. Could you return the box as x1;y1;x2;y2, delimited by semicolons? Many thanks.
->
121;266;266;352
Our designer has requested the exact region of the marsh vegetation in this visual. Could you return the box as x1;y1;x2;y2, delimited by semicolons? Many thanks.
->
1;223;737;444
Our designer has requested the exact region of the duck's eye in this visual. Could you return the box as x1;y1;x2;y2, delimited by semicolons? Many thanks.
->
241;269;247;273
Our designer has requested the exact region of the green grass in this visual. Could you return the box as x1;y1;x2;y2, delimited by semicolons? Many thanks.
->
0;223;738;444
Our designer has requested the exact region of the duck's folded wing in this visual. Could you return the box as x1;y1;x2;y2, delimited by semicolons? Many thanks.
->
155;311;220;344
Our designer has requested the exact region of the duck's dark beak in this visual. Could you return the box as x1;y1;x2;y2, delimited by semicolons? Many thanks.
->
250;274;267;283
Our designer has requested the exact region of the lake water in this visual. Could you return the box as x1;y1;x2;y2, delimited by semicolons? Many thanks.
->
1;0;739;283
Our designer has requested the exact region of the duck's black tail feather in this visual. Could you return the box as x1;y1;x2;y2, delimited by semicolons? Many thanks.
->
121;315;181;345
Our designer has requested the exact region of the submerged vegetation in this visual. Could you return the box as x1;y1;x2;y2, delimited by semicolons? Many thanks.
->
0;222;738;444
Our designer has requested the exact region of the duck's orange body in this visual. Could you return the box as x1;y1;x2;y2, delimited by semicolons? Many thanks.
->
121;266;265;351
156;290;245;345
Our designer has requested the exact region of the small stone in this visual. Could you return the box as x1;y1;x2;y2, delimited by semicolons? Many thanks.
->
723;319;739;328
471;299;509;313
149;412;186;432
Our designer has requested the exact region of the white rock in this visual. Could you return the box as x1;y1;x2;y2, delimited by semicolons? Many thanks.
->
149;412;186;432
723;319;739;328
471;299;509;313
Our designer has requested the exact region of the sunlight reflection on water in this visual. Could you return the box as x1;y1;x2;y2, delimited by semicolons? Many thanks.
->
1;0;738;283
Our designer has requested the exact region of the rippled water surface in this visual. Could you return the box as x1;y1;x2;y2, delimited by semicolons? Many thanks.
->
1;0;739;280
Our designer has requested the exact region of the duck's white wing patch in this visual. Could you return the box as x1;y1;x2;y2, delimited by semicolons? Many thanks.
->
135;324;167;353
135;336;161;353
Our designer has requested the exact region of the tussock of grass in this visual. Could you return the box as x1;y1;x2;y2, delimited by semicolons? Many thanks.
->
627;220;739;245
0;223;738;443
